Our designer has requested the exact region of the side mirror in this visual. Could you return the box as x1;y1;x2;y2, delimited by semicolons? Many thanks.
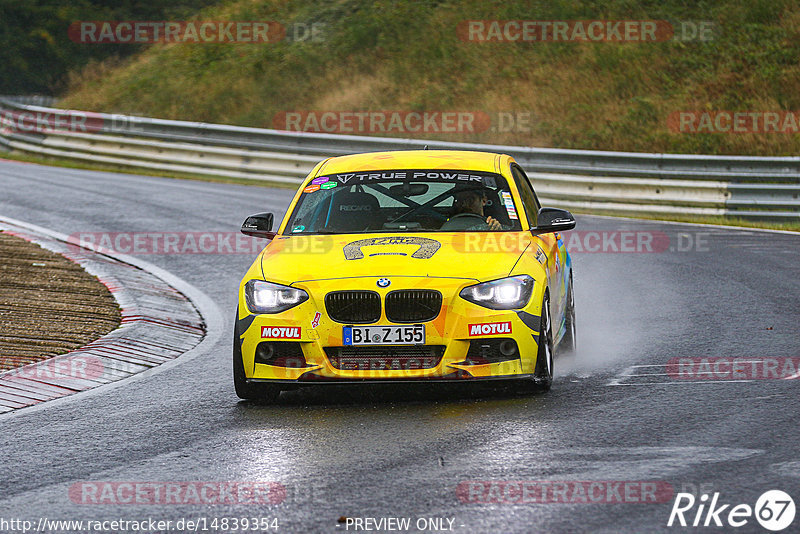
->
241;212;276;239
532;207;576;234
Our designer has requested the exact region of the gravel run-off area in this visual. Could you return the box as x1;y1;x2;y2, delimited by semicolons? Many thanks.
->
0;231;120;371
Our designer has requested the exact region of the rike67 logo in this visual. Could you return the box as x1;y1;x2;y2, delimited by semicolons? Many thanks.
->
668;490;795;531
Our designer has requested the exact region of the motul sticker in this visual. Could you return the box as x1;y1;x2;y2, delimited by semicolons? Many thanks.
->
261;326;301;339
468;321;512;336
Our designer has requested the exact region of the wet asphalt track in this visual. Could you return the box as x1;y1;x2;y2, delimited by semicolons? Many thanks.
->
1;159;799;533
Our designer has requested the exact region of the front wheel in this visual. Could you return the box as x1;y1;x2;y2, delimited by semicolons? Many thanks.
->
516;293;554;394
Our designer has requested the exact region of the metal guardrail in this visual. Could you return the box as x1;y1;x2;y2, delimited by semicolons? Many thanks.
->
1;96;798;220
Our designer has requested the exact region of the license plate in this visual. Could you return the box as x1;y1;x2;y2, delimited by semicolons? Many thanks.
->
343;325;425;345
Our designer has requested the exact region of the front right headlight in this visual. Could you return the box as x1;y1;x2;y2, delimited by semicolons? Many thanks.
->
244;280;308;314
459;275;534;310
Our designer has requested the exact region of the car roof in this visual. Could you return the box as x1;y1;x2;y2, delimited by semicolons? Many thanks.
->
316;150;509;176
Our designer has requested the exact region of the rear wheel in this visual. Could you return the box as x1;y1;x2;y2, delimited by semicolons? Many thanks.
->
233;315;281;402
516;293;554;394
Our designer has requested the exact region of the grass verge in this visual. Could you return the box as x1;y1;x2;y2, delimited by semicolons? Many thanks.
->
59;0;800;156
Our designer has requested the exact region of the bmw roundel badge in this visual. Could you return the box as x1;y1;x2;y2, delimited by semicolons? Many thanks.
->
377;278;391;288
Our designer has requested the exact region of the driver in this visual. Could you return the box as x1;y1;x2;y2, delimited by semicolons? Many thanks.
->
440;189;502;230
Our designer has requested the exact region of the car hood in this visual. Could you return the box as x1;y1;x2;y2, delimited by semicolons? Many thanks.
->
259;233;529;285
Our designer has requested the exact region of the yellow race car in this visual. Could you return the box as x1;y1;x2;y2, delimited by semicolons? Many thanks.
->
234;150;576;401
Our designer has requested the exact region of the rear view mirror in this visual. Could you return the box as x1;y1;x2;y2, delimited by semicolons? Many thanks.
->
389;183;429;196
532;207;576;235
241;212;276;239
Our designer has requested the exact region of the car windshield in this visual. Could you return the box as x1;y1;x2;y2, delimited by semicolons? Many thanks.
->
285;169;523;234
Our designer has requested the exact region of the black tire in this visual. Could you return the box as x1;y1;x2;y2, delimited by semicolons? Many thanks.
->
233;315;281;402
558;273;577;355
516;293;554;394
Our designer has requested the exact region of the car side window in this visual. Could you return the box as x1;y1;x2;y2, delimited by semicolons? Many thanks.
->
511;164;540;227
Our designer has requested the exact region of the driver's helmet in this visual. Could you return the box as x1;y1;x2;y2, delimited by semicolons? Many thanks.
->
452;187;487;213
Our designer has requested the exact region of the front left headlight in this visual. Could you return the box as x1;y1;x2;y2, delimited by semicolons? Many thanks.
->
245;280;308;313
459;275;534;310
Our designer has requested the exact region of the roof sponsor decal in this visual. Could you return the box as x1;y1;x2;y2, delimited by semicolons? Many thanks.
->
321;169;498;185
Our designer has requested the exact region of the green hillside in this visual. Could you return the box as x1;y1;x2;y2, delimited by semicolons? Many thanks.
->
60;0;800;155
0;0;218;94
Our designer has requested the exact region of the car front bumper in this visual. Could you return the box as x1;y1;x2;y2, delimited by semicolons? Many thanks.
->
236;276;546;384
